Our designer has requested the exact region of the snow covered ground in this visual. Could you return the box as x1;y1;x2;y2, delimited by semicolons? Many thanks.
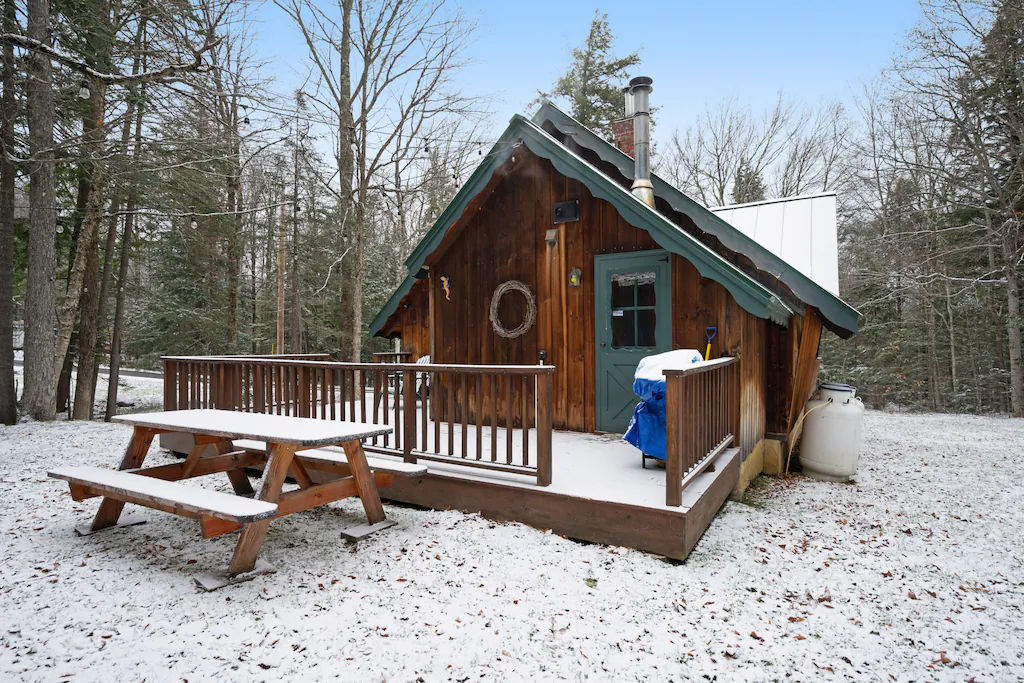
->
1;410;1022;681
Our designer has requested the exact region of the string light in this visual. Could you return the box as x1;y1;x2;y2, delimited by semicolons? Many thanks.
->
189;207;198;229
78;78;90;100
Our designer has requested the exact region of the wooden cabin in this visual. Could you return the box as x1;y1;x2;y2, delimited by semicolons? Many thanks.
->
161;85;859;562
370;94;859;494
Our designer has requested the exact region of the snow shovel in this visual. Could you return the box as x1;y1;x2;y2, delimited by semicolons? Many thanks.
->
704;326;717;361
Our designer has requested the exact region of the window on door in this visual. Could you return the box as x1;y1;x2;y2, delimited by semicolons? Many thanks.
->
610;271;658;348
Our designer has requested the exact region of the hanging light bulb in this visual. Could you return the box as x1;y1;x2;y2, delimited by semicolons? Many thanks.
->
78;78;90;100
56;213;64;234
189;207;198;229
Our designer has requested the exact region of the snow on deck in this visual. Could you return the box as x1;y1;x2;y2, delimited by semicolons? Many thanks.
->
2;411;1023;680
267;393;692;511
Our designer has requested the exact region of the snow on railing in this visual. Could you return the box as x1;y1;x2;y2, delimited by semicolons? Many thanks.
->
162;355;554;486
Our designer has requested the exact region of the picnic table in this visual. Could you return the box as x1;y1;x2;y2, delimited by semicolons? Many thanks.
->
49;409;426;589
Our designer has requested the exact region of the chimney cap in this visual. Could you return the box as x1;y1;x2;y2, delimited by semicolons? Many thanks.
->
629;76;653;90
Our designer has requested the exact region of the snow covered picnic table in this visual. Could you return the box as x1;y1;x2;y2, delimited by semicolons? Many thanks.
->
47;409;423;590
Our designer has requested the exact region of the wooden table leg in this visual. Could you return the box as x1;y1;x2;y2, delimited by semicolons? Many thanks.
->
90;426;157;532
216;439;255;496
228;442;295;576
341;440;386;525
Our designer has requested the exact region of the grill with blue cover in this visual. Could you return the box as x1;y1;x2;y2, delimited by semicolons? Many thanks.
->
624;349;705;466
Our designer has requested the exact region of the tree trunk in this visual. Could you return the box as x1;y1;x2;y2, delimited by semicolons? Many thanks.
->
988;240;1008;413
337;0;355;360
22;0;58;420
351;191;365;362
944;280;958;408
104;40;146;421
72;235;101;419
105;200;135;421
1002;221;1023;417
226;174;241;349
52;0;112;396
0;0;17;424
225;117;241;349
276;193;286;354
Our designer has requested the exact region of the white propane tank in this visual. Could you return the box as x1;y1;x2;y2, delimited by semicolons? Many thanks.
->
798;383;865;482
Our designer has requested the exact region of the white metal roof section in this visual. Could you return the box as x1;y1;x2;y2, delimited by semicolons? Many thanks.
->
710;192;840;296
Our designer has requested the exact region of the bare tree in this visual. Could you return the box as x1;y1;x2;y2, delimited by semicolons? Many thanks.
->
892;0;1024;415
278;0;481;361
659;95;798;207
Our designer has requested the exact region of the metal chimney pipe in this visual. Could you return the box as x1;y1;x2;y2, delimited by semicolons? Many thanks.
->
628;76;655;207
623;85;634;118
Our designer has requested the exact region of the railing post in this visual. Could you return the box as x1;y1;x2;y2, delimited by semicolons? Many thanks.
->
403;368;417;463
162;359;177;411
536;370;553;486
665;373;683;507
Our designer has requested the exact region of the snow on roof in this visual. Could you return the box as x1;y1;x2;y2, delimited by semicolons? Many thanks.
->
710;192;840;296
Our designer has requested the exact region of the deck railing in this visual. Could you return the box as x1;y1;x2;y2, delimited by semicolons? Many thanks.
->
161;356;554;486
663;356;739;506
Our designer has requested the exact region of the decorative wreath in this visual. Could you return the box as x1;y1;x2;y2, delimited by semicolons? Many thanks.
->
489;280;537;339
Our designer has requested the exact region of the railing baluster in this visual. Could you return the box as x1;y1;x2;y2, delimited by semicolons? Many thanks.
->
522;374;530;468
394;368;402;452
447;373;455;456
489;374;497;462
475;374;483;461
505;375;513;465
403;368;416;463
381;369;389;447
432;371;440;453
460;374;468;459
359;370;367;424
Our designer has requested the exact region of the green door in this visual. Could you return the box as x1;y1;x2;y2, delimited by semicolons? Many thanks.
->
595;250;672;433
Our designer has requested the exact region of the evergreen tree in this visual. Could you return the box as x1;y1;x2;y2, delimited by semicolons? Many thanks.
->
538;10;641;139
731;159;766;204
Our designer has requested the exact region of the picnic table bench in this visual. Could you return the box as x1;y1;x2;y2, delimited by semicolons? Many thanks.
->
49;409;426;589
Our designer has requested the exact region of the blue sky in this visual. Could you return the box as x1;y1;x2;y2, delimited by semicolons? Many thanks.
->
253;0;923;138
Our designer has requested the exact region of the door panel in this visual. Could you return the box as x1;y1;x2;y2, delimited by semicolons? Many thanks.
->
595;250;672;433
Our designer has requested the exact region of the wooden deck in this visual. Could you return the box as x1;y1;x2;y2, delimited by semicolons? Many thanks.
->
160;356;741;561
365;429;738;561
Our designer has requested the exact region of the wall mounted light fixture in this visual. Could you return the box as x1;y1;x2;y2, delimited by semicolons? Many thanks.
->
569;267;582;287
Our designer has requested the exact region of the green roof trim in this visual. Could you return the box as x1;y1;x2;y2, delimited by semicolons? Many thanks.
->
532;101;860;338
370;114;795;337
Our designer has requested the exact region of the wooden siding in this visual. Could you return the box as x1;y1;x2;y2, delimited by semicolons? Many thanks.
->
389;279;430;359
385;146;797;453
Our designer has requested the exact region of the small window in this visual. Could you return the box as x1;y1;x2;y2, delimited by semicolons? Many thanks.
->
611;280;634;308
637;281;657;307
611;310;635;347
636;309;657;347
609;270;658;348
